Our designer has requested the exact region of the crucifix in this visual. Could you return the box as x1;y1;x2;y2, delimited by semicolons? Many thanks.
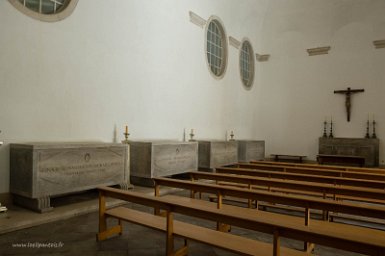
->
334;87;364;122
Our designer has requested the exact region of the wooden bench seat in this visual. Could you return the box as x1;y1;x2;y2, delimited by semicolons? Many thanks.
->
105;206;306;256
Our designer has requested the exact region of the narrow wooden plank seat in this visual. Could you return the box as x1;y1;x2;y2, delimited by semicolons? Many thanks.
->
105;206;306;256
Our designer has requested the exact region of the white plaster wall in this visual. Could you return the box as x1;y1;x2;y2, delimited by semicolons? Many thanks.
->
0;0;266;193
255;0;385;162
1;0;384;194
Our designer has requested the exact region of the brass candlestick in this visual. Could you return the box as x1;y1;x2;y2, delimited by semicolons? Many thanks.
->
365;120;370;138
323;121;327;138
189;129;195;141
229;131;235;141
372;120;377;139
329;120;334;138
123;132;130;142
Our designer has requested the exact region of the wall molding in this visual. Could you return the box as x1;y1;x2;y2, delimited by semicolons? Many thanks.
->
256;53;270;62
373;40;385;49
229;36;241;49
189;11;206;28
307;46;331;56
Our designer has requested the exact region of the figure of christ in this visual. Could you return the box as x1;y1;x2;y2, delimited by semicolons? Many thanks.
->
334;87;364;122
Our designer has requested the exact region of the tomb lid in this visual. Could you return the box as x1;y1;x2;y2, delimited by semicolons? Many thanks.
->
10;142;125;149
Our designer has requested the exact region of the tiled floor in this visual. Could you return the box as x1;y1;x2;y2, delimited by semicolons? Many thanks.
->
0;187;378;256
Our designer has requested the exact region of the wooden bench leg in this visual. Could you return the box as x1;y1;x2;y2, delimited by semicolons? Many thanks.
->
166;211;174;256
273;229;280;256
303;208;314;252
96;191;123;241
166;211;188;256
216;193;231;232
248;184;252;208
154;184;161;215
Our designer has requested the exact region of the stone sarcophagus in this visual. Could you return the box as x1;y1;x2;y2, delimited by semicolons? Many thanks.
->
10;142;130;212
198;140;238;170
129;140;198;186
237;140;265;162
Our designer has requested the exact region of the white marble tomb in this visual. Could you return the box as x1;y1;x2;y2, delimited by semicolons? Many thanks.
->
10;142;130;212
237;140;265;162
129;140;198;186
197;140;238;170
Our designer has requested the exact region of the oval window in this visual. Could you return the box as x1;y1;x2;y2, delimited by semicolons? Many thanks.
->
8;0;78;22
239;39;255;89
205;17;228;79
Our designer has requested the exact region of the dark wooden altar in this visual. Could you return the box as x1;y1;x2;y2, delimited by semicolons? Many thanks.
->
318;137;379;167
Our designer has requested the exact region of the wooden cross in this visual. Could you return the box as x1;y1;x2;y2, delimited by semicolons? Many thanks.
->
334;87;364;122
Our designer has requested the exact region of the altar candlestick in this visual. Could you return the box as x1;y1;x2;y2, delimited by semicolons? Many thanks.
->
372;119;377;139
365;119;370;138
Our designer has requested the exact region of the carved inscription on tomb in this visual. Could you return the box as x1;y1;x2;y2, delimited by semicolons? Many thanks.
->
36;147;126;196
130;141;198;180
153;144;198;177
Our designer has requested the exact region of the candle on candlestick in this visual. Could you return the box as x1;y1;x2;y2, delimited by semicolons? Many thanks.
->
125;125;128;134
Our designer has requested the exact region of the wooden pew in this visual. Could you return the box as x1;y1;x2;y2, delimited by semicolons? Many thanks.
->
153;177;385;222
189;171;385;226
250;160;385;174
97;186;385;256
189;171;385;203
236;163;385;181
97;187;308;256
216;166;385;190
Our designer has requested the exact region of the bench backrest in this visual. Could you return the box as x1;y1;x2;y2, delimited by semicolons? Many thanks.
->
237;163;385;181
215;167;385;190
251;160;385;174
